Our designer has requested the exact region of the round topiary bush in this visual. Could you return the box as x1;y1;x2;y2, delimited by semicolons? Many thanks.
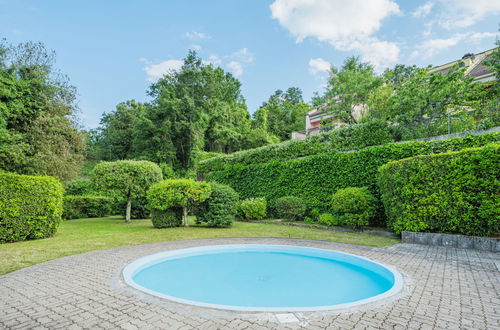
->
147;179;211;227
275;196;307;221
238;197;267;220
195;183;239;227
318;213;341;226
0;172;63;243
151;207;184;228
331;187;376;230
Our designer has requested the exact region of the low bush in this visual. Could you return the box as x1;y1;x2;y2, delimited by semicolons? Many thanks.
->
275;196;307;221
378;144;499;236
331;187;377;230
204;132;499;225
63;195;112;219
0;172;63;243
195;183;239;227
319;213;340;226
151;207;183;228
238;198;267;220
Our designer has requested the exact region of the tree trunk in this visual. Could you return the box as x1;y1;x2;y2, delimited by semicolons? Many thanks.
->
125;199;132;223
183;206;189;227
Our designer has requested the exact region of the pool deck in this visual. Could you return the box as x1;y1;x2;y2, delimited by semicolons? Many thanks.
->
0;237;499;329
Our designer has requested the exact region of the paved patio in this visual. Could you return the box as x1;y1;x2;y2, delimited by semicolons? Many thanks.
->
0;237;499;329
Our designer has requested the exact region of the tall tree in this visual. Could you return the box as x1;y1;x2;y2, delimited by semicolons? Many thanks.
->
324;56;383;124
0;39;85;180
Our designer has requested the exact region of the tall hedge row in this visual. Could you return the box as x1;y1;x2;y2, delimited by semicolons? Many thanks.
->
199;124;498;173
203;133;499;223
378;144;499;236
0;172;64;243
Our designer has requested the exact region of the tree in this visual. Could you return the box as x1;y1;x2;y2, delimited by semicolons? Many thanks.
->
92;160;162;222
324;57;383;124
147;179;211;227
0;39;85;180
253;87;312;140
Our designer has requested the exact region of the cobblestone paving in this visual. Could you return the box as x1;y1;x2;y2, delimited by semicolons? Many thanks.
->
0;237;499;329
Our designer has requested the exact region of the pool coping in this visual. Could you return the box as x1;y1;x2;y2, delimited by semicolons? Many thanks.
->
122;244;404;312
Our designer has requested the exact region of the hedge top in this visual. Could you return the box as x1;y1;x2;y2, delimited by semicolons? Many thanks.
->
147;179;211;210
199;130;499;173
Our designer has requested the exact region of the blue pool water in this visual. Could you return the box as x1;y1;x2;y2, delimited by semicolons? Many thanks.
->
124;245;402;311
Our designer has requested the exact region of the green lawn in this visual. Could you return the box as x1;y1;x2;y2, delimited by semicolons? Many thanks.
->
0;216;399;275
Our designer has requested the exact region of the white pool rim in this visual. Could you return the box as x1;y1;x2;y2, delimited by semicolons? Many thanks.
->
122;244;404;312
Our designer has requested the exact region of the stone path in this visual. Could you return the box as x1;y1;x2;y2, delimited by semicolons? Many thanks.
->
0;238;499;329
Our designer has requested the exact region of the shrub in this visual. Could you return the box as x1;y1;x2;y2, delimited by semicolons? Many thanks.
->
309;208;321;221
93;160;163;222
151;207;183;228
331;187;377;230
378;144;499;236
275;196;307;221
195;183;239;227
304;216;316;224
0;172;63;243
147;179;211;227
329;119;392;151
204;133;499;225
319;213;340;226
64;178;97;196
63;195;112;219
238;198;267;220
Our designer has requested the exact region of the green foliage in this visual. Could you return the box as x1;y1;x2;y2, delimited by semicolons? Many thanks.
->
147;179;211;210
253;87;312;140
64;178;97;196
275;196;307;221
195;183;239;227
309;208;321;220
378;144;499;236
0;39;86;181
204;133;499;226
158;163;175;179
324;56;383;124
63;195;112;220
92;160;162;221
329;119;392;150
238;198;267;220
319;213;340;227
331;187;376;230
0;172;63;242
151;207;183;228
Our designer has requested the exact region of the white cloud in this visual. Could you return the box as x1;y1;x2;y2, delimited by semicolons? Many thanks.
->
308;57;331;75
184;31;211;40
190;44;202;51
412;2;434;18
437;0;500;29
227;61;244;77
270;0;401;70
141;58;183;81
414;31;497;58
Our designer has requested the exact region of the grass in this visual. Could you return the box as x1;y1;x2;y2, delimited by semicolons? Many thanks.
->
0;216;399;275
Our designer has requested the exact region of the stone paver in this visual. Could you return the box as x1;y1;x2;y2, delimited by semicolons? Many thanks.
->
0;238;499;329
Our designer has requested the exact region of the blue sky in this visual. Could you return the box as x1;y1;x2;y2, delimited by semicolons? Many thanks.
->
1;0;498;128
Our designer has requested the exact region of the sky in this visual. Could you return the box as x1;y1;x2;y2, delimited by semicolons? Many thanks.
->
0;0;498;129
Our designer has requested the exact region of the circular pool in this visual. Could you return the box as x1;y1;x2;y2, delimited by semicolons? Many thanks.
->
122;244;403;311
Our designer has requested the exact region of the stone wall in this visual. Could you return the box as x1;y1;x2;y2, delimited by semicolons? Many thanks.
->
402;231;499;252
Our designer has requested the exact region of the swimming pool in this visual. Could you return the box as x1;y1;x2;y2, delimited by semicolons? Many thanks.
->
122;244;403;311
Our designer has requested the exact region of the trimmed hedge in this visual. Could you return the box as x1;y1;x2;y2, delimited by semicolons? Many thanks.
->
198;120;446;173
204;133;499;224
275;196;307;221
195;183;239;227
331;187;377;230
378;144;499;236
63;195;112;220
0;172;63;243
151;207;183;228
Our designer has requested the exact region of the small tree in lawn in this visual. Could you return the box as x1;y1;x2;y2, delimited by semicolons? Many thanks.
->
147;179;211;227
92;160;162;222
